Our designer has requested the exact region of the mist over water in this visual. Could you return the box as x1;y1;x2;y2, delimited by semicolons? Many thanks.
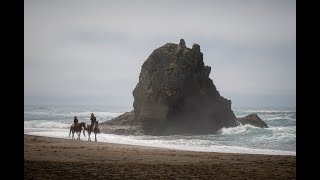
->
24;105;296;155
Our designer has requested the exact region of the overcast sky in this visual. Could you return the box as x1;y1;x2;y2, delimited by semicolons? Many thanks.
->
24;0;296;107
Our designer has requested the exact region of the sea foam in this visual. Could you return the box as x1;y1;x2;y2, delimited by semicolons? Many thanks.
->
24;105;296;156
25;130;295;156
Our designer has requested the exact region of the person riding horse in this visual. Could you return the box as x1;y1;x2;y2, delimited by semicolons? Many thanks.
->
90;113;96;131
74;116;78;125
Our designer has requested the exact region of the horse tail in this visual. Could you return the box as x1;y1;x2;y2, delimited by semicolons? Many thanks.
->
83;124;86;137
69;126;72;137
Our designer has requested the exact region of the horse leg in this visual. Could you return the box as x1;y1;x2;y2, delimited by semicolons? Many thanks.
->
95;133;97;142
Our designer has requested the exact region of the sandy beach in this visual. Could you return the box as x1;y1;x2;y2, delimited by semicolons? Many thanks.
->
24;134;296;179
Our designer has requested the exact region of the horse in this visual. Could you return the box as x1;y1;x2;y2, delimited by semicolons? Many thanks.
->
86;121;100;142
69;122;86;140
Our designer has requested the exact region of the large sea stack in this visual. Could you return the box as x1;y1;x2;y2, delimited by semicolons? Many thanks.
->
101;39;241;135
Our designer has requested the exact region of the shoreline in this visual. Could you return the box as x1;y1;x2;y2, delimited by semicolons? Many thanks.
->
25;132;296;156
24;134;296;179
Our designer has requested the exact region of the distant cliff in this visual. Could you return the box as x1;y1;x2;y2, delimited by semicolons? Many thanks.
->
100;39;242;135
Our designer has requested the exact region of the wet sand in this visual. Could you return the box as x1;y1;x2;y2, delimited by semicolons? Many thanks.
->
24;134;296;179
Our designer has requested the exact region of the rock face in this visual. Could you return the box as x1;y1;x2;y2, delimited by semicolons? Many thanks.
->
237;114;268;128
101;39;240;135
99;111;143;135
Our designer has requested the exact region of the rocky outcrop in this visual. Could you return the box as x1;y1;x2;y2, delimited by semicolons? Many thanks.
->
101;39;240;135
237;114;268;128
99;111;143;135
105;111;135;126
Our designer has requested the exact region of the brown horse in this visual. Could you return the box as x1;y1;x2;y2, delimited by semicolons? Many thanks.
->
69;122;86;140
86;121;99;142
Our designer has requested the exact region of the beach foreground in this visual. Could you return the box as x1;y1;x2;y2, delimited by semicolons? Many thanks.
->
24;134;296;179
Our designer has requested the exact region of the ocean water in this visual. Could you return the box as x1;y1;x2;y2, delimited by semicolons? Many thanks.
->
24;105;296;156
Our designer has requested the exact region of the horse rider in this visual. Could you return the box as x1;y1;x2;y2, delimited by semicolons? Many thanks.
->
74;116;78;125
90;113;96;131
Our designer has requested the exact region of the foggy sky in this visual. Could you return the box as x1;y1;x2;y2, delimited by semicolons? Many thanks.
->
24;0;296;107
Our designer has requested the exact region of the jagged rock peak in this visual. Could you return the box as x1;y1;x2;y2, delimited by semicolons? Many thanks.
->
192;43;201;52
179;39;186;48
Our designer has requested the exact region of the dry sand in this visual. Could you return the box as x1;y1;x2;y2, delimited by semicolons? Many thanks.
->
24;134;296;179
